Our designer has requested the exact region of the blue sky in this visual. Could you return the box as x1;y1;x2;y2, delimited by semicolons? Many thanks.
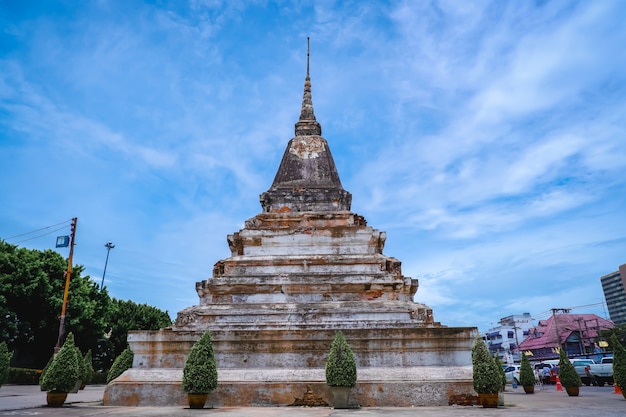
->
1;1;625;332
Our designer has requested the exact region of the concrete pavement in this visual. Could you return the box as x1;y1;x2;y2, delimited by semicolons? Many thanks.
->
1;384;625;416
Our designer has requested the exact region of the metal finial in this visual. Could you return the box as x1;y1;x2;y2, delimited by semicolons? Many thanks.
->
307;37;310;79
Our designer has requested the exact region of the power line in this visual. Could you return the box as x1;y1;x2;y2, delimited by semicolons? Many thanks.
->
2;219;74;245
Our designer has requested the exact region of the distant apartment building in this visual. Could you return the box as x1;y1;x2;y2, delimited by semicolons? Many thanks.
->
601;263;626;325
483;313;534;364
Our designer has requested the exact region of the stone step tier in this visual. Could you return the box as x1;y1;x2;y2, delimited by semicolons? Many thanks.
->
103;366;473;407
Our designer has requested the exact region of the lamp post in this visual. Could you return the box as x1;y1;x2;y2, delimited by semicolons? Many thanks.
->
101;241;115;289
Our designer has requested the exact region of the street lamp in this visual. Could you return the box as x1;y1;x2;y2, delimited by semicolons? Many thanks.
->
101;241;115;289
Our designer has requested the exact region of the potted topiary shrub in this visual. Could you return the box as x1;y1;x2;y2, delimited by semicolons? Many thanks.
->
106;346;133;383
610;334;626;399
558;348;581;396
0;342;11;389
471;337;501;408
493;356;506;406
70;346;85;393
39;333;81;407
82;349;94;388
182;329;218;409
519;353;535;394
325;331;357;409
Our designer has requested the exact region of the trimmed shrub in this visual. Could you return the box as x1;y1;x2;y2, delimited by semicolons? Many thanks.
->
471;337;501;394
325;331;357;387
106;346;133;383
182;330;218;394
74;346;86;385
558;348;581;388
83;350;94;384
91;371;108;385
611;334;626;392
494;356;506;390
0;342;10;385
8;368;42;385
519;353;535;386
40;333;80;392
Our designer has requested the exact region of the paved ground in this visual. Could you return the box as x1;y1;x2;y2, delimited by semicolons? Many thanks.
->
0;384;624;416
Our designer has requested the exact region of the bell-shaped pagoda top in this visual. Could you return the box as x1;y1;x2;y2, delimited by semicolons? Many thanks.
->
259;39;352;213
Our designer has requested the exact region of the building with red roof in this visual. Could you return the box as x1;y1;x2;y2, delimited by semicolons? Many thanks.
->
518;313;613;360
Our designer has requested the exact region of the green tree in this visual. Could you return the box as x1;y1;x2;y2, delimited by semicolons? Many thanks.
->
558;348;581;388
0;241;171;370
0;241;110;368
471;337;501;394
182;330;218;394
40;333;80;392
106;298;172;359
494;356;506;390
519;353;535;386
599;324;626;349
325;331;357;387
83;349;94;384
107;346;133;383
0;341;11;385
611;334;626;393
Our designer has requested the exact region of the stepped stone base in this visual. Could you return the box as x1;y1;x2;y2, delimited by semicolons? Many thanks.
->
103;367;473;407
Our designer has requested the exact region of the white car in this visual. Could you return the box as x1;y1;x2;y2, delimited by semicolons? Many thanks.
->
504;365;521;384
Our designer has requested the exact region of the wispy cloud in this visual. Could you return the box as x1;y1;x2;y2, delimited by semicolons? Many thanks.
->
1;0;624;331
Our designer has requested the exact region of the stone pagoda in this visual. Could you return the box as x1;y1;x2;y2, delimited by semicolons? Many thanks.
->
104;46;476;407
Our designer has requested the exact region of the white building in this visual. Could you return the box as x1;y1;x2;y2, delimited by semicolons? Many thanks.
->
484;313;534;364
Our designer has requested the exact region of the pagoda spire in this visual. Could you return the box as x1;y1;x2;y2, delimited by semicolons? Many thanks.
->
259;38;351;213
295;37;322;136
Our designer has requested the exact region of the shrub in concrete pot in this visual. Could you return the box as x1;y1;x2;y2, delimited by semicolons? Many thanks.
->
519;353;535;394
182;329;218;409
471;337;501;408
610;334;626;399
325;331;357;409
558;348;581;396
106;346;133;383
40;333;80;407
0;342;11;389
82;349;94;386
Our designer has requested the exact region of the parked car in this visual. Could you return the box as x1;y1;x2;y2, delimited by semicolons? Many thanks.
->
504;365;521;385
588;357;614;386
570;359;596;386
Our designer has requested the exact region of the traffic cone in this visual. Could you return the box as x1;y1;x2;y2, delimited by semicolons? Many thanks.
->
556;375;563;391
614;384;622;395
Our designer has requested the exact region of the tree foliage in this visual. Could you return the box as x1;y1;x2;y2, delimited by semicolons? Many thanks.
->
611;334;626;392
107;346;134;383
0;341;11;385
83;349;94;384
40;333;80;392
471;337;501;394
182;330;218;394
0;240;172;370
107;298;173;358
599;324;626;349
519;353;535;386
558;348;581;388
325;331;357;387
494;355;506;390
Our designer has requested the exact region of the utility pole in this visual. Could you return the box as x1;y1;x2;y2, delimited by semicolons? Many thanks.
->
552;308;571;353
54;217;77;353
101;241;115;289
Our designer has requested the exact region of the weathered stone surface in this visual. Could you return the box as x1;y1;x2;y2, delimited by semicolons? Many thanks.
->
103;366;473;407
104;51;477;407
